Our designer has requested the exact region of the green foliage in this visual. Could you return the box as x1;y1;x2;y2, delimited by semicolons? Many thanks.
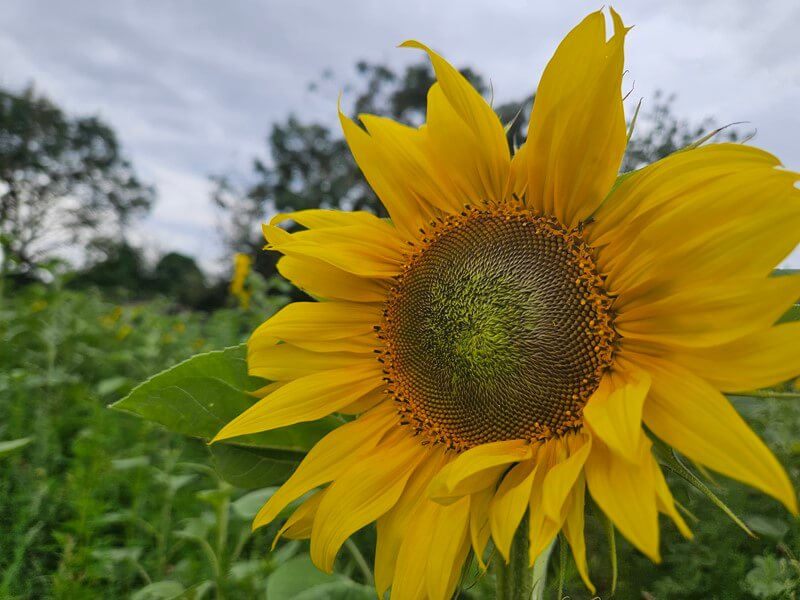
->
0;281;292;598
0;437;32;458
267;555;375;599
112;343;339;454
745;554;800;599
68;241;228;310
5;274;800;600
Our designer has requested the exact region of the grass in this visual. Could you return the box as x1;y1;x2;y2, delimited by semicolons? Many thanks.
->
1;280;800;599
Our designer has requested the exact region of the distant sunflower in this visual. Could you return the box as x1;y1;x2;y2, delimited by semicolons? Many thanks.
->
214;8;800;598
230;252;252;309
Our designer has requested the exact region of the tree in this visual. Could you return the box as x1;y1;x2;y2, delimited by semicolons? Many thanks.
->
0;86;155;274
151;252;207;306
71;238;149;292
622;91;740;171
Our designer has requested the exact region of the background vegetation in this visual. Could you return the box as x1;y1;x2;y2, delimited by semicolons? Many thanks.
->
1;58;798;600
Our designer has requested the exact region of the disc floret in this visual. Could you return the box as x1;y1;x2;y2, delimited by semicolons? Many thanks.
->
378;204;616;451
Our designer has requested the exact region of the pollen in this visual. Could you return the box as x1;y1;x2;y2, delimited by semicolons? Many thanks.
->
378;205;616;451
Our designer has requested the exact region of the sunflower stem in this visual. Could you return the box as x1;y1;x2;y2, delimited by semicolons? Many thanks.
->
494;513;554;600
532;538;555;600
495;513;532;600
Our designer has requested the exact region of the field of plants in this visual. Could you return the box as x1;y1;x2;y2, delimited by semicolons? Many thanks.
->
1;270;799;600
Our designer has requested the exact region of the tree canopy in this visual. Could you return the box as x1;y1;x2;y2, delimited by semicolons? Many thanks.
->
0;86;155;274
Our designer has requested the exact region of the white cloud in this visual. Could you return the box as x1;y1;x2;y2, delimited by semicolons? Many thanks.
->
0;0;798;268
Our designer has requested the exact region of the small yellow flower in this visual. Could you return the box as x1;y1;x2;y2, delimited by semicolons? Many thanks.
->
102;306;124;328
230;253;253;309
215;9;800;599
116;324;133;341
30;299;48;313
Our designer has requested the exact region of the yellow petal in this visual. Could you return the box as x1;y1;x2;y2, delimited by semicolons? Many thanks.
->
525;9;628;226
248;301;380;353
248;343;369;381
213;361;383;441
271;208;385;229
272;488;325;547
391;500;439;600
614;274;800;348
583;365;650;462
561;475;595;594
469;485;494;571
584;434;660;562
276;255;389;303
400;41;510;204
664;322;800;392
428;439;533;503
252;403;396;529
527;442;562;560
598;165;800;296
359;111;463;214
264;221;405;278
590;144;781;248
339;108;431;239
337;388;386;415
422;84;500;208
427;496;471;600
310;433;425;572
506;142;529;200
542;434;592;521
639;356;798;514
375;448;449;595
490;458;538;561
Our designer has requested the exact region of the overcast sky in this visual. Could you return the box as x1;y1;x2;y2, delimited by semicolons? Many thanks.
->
1;0;799;271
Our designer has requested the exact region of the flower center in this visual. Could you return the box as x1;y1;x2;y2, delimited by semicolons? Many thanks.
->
379;207;616;451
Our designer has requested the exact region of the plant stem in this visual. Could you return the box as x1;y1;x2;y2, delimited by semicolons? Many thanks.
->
344;538;374;586
737;389;800;399
531;539;555;600
604;515;618;595
495;513;534;600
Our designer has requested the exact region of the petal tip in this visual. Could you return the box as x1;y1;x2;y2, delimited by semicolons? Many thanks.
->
398;39;426;51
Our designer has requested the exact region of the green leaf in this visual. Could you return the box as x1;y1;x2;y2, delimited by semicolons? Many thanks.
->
95;375;130;397
211;444;302;489
266;555;353;600
745;515;790;542
111;344;339;451
745;556;796;599
293;581;376;600
654;441;756;538
111;456;150;470
0;437;32;458
91;547;143;564
131;581;185;600
232;487;278;520
168;582;214;600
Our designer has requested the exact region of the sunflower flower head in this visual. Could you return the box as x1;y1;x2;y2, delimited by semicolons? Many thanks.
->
229;252;252;309
214;8;800;599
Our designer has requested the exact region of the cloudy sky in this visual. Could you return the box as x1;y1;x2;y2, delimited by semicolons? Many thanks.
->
2;0;799;270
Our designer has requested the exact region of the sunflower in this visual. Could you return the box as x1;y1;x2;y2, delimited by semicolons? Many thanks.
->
230;252;253;309
213;8;800;598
